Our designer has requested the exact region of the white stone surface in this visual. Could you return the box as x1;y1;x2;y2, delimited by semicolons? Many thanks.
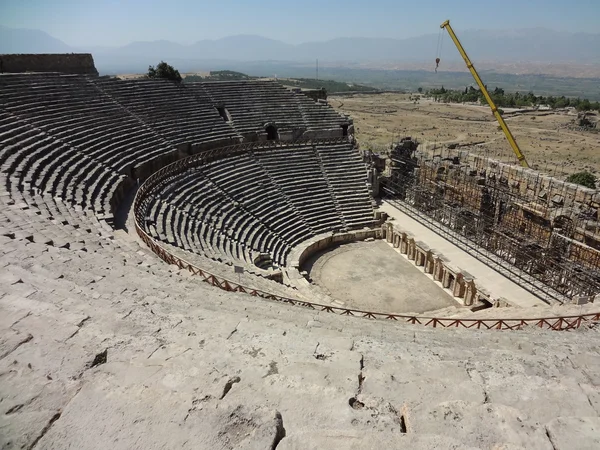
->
545;417;600;450
0;197;599;449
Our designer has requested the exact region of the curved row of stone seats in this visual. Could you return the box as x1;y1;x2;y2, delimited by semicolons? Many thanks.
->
0;73;176;181
141;154;311;268
294;93;353;133
0;109;125;215
253;145;345;234
162;165;277;264
145;191;256;268
199;154;313;250
188;81;350;140
315;142;375;229
139;142;375;272
93;77;241;147
190;81;305;138
0;180;117;252
145;172;250;265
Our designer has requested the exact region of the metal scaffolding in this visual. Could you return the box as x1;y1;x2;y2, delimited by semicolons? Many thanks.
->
382;142;600;304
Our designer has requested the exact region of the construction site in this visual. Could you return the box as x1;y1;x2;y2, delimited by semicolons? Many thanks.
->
364;20;600;308
380;139;600;305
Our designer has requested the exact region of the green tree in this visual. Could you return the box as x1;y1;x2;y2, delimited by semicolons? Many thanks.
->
555;96;568;108
147;61;182;83
417;87;423;93
577;99;592;112
567;171;597;189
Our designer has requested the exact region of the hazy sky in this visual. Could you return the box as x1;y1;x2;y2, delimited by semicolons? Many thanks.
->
1;0;598;47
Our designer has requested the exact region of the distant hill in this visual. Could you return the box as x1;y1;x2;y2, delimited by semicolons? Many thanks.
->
2;25;600;71
0;25;72;54
2;25;600;99
185;70;253;81
89;30;600;67
278;78;378;93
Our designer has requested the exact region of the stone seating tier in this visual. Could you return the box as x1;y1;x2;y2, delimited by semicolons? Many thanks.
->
0;73;175;181
94;77;241;146
1;73;371;281
139;142;375;270
187;80;350;139
195;81;306;135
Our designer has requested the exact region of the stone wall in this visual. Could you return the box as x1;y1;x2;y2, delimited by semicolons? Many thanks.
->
302;88;327;101
448;152;600;261
0;54;99;75
285;229;381;289
464;152;600;207
293;229;382;269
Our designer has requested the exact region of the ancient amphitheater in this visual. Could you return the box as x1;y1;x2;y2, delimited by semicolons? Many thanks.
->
1;56;600;449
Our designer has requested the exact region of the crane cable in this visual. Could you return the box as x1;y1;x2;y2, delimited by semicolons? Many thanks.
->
435;28;444;72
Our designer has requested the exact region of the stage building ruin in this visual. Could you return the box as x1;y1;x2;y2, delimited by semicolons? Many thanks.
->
380;138;600;304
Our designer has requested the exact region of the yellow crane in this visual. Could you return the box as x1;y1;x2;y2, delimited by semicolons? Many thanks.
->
439;20;530;168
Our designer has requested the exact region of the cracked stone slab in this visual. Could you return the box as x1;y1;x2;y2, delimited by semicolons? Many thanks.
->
545;417;600;450
0;329;33;360
0;360;81;450
579;383;600;415
405;401;553;450
278;430;482;450
361;360;486;407
486;375;597;423
33;368;285;450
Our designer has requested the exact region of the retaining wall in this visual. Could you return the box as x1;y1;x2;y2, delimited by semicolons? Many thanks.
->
0;53;99;75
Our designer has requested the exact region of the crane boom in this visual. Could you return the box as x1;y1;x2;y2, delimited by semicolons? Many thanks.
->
440;20;529;168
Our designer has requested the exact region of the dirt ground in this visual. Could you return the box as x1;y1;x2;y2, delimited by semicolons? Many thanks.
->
305;240;455;314
330;93;600;177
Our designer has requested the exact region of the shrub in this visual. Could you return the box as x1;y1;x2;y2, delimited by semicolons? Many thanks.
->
566;171;597;189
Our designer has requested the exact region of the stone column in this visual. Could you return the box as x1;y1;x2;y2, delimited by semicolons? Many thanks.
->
386;222;394;243
464;280;476;306
400;233;409;254
407;238;416;260
442;269;452;289
452;272;465;298
434;255;450;282
425;251;435;274
414;249;422;266
433;257;444;281
393;231;401;248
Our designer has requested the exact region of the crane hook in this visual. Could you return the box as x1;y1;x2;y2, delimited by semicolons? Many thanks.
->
435;57;440;73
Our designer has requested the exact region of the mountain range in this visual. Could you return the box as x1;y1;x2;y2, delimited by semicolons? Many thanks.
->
1;25;600;75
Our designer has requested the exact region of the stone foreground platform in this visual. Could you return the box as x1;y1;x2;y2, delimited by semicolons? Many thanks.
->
1;198;600;449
